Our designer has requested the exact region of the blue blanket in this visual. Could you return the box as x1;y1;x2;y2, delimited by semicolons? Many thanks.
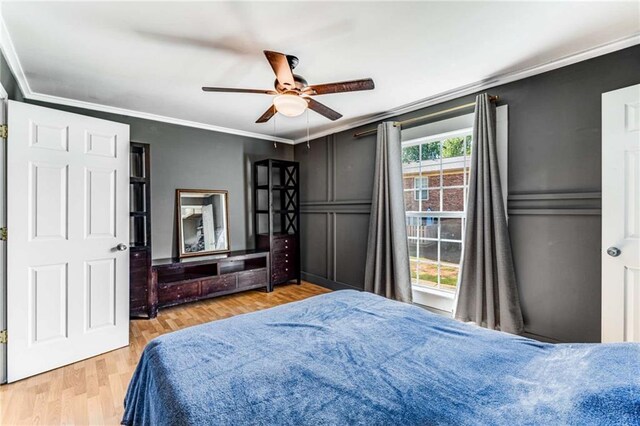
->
123;290;640;425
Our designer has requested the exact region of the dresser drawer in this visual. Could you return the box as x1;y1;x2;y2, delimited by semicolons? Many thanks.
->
201;274;236;296
130;268;148;285
158;281;200;305
238;268;268;289
272;263;296;281
272;253;294;271
131;258;148;273
272;250;293;262
131;249;147;260
130;296;147;313
272;235;296;252
130;280;148;300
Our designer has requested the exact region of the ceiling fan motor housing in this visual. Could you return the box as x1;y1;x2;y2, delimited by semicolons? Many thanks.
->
275;74;308;93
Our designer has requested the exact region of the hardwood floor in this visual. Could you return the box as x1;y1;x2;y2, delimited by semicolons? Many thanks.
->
0;282;330;425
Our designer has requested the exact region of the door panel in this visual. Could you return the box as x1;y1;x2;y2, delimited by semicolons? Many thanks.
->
30;263;68;343
85;168;116;238
625;151;639;239
86;258;116;330
30;162;69;240
29;121;69;151
7;100;129;381
85;131;117;158
602;85;640;343
624;268;640;341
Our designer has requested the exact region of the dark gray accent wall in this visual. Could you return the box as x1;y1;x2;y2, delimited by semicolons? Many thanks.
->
295;45;640;343
0;50;292;259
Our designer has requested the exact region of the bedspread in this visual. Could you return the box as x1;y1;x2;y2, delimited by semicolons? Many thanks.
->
123;290;640;425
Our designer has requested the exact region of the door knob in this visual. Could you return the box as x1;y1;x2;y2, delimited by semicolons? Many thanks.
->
116;243;128;251
607;247;621;257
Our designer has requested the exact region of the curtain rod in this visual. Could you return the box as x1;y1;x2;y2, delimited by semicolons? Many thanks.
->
353;95;499;138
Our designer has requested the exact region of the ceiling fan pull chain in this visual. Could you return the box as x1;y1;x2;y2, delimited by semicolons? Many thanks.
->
273;115;278;149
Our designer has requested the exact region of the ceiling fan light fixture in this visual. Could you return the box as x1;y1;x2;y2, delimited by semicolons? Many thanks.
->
273;94;307;117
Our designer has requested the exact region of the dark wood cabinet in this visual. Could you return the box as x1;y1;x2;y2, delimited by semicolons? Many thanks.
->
129;142;153;318
253;159;301;287
148;250;271;318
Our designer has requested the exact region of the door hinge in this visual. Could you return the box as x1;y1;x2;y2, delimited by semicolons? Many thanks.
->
0;124;6;139
0;227;6;241
0;330;6;344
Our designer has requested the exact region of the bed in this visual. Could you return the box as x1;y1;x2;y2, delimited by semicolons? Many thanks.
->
123;290;640;425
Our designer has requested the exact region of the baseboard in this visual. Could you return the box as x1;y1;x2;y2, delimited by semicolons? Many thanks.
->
301;272;361;292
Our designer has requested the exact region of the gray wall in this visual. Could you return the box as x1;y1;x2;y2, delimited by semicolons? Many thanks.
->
295;45;640;343
0;51;292;259
2;42;639;342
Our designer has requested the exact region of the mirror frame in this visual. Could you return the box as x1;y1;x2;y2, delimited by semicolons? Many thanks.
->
176;189;231;258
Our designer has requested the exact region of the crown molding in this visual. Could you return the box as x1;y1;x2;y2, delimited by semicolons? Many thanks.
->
292;32;640;144
0;12;293;144
23;91;295;144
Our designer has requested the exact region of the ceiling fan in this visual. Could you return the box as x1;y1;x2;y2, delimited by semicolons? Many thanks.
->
202;50;375;123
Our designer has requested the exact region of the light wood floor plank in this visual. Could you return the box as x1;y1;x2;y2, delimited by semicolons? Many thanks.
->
0;282;330;425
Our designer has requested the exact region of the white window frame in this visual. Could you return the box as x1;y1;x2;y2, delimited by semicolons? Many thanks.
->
402;107;508;314
413;176;429;201
403;128;471;294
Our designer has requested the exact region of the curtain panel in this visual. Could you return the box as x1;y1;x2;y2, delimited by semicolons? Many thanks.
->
455;94;524;334
364;122;412;303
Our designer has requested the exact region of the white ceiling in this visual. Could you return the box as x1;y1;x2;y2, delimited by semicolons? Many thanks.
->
2;1;639;143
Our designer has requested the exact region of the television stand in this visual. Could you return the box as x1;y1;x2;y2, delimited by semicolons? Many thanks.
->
148;250;270;318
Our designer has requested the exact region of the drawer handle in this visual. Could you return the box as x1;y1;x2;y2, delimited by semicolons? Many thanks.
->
285;245;288;249
285;268;288;271
285;260;288;263
285;253;288;257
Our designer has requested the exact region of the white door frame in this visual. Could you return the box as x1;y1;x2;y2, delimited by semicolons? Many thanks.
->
0;80;7;384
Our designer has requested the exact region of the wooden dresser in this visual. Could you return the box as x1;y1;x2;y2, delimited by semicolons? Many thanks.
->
148;250;270;318
257;233;299;286
253;159;301;287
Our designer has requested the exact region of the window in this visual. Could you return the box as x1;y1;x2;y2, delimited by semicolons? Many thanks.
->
402;107;507;312
413;177;429;200
402;128;473;295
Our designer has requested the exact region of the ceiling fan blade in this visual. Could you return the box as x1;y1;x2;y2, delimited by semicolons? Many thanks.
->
202;87;277;95
306;98;342;121
305;78;375;95
256;104;277;123
263;50;295;89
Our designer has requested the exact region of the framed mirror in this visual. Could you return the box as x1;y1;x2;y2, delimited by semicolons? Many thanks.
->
177;189;230;257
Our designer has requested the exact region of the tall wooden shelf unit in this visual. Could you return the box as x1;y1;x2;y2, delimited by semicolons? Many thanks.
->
254;159;301;287
129;142;152;317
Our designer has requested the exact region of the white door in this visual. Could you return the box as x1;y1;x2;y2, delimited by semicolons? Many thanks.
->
602;84;640;343
7;101;129;381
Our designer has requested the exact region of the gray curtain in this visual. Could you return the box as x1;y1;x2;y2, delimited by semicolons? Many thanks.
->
364;122;412;303
455;94;524;334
